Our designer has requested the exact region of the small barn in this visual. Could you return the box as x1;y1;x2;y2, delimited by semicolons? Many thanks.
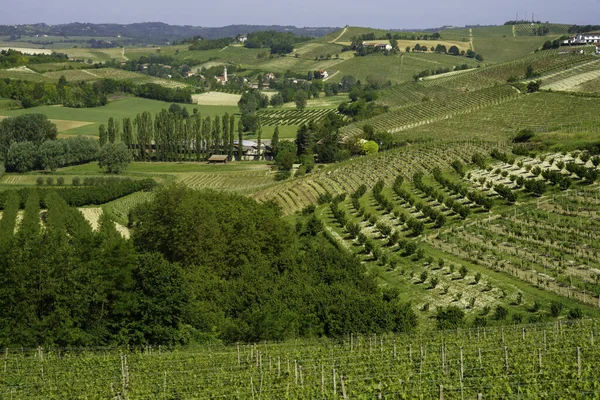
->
208;155;228;164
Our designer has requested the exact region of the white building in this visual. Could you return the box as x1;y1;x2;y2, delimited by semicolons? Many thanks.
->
563;32;600;45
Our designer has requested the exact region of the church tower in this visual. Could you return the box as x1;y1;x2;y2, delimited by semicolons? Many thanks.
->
224;66;228;82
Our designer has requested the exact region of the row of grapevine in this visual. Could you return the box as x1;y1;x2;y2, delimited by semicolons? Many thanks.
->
257;108;337;125
341;85;520;136
2;320;599;399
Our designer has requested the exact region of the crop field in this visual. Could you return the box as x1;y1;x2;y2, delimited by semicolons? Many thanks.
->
514;23;570;37
572;76;600;93
327;52;479;85
3;320;599;398
192;92;241;106
292;41;345;59
473;36;555;63
56;47;126;62
26;61;90;73
258;108;337;126
0;46;53;55
0;67;55;82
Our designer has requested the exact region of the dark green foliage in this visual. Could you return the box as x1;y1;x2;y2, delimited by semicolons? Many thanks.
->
131;186;417;341
436;306;464;330
98;142;133;174
513;129;535;143
550;301;564;318
0;114;57;160
0;178;155;209
494;305;509;320
5;141;37;172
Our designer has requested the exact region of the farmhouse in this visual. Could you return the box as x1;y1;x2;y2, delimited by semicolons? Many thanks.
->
563;32;600;45
362;42;393;51
215;66;228;84
264;72;276;80
318;70;329;79
233;139;272;161
237;35;248;43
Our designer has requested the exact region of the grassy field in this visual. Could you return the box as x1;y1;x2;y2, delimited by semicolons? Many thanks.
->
326;52;480;85
474;36;560;63
396;91;600;149
0;97;238;136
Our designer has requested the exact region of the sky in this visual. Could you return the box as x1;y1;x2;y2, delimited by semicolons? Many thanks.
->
1;0;598;29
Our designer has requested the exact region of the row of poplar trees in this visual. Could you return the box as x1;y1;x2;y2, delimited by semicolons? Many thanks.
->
98;107;246;162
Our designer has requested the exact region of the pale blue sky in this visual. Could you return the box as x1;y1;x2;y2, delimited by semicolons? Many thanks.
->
1;0;598;29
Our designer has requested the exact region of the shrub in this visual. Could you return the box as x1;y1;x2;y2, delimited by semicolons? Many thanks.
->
494;305;508;320
550;301;563;317
436;306;465;330
57;177;65;185
36;177;44;185
46;177;54;185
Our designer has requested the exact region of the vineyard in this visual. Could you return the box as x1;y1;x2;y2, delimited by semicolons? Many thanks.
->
513;23;570;37
257;108;337;126
251;141;509;215
390;91;600;144
305;146;600;325
2;320;599;398
341;85;520;137
178;170;276;193
537;59;600;91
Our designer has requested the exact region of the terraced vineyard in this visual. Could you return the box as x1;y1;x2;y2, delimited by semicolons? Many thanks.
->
3;320;599;399
179;170;276;193
257;108;337;126
392;91;600;144
537;59;600;91
341;85;520;137
252;141;509;215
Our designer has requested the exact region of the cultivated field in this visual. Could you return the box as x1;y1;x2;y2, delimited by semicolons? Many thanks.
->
192;92;242;106
0;47;53;55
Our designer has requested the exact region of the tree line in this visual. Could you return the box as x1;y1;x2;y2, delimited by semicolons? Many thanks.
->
99;104;239;162
0;49;69;69
0;185;417;346
0;76;192;109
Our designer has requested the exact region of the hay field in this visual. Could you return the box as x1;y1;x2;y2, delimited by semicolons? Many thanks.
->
0;47;53;55
192;92;241;106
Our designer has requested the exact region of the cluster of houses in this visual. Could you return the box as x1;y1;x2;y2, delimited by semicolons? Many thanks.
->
208;140;273;163
362;41;393;51
562;32;600;54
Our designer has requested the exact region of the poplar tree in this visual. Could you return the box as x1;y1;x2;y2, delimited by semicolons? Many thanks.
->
237;119;243;161
222;113;229;155
212;116;221;154
107;117;117;144
99;124;107;147
202;116;211;157
271;126;280;158
228;114;235;161
122;117;133;156
256;119;262;160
